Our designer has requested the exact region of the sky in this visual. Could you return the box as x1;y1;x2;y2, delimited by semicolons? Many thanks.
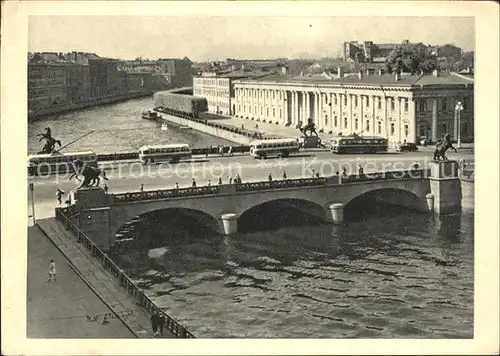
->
28;16;475;62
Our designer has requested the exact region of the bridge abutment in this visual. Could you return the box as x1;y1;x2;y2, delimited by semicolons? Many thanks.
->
220;213;238;235
428;160;462;214
329;203;344;224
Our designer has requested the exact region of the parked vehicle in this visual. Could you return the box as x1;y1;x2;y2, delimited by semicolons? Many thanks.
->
330;135;388;154
249;138;300;159
139;143;192;164
396;142;418;152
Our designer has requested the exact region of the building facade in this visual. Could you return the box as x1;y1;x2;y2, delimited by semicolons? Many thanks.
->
193;71;275;116
28;64;69;111
233;71;474;144
158;58;194;88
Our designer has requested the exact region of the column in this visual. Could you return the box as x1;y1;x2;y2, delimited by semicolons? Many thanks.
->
329;93;334;132
294;91;299;125
348;94;353;133
329;203;344;224
431;97;438;142
408;98;417;143
382;95;387;138
337;94;343;132
359;95;371;135
396;97;402;144
220;213;238;235
313;92;319;126
301;91;306;124
282;90;288;124
371;95;376;136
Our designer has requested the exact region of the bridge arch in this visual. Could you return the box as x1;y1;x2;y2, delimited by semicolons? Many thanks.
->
342;187;428;221
111;205;221;245
237;198;328;232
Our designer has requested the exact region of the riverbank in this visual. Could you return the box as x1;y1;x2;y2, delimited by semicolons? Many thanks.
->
29;91;154;120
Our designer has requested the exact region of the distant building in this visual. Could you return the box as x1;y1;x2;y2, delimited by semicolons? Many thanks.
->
27;51;155;115
158;57;194;88
343;40;460;63
28;63;69;111
233;69;474;145
193;70;274;116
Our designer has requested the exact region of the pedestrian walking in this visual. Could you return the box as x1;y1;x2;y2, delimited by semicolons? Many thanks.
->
342;166;347;176
103;183;108;193
48;259;56;282
228;176;232;184
283;171;287;180
358;165;364;176
312;169;316;178
315;172;320;179
235;174;242;183
150;312;159;337
139;184;144;192
192;178;197;187
228;145;233;156
175;182;179;189
55;189;65;204
218;176;222;185
207;180;211;187
268;173;273;181
158;312;165;336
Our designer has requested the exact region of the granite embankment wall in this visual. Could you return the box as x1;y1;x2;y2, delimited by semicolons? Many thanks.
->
28;91;153;120
161;113;254;145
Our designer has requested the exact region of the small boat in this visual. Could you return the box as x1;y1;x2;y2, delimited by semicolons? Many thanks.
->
142;110;161;120
161;123;168;131
180;126;192;130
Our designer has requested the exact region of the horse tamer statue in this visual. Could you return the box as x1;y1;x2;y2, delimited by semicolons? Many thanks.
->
70;159;108;189
433;134;457;161
37;127;62;154
299;118;319;137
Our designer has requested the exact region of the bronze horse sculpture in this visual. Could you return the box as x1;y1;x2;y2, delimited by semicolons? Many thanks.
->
37;127;62;154
433;134;457;161
69;159;108;189
299;118;319;137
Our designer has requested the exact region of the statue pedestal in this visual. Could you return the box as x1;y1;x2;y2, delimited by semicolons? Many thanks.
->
74;187;109;209
428;161;461;214
429;160;458;179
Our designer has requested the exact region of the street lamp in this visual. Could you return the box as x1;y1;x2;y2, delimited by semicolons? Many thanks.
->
29;182;36;225
455;101;464;148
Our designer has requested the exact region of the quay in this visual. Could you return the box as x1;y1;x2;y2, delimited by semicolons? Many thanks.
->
29;219;194;338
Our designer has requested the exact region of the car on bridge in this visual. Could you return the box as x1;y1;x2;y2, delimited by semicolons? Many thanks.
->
396;142;418;152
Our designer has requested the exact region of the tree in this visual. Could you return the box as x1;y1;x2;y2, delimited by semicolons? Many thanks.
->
385;44;438;75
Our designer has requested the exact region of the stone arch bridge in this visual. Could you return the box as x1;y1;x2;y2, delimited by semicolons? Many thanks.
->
66;162;463;251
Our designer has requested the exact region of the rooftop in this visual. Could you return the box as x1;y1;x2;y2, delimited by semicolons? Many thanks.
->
235;71;474;88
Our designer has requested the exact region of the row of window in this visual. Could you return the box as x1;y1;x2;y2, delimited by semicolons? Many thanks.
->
236;90;472;114
194;78;229;86
194;89;230;98
239;105;283;119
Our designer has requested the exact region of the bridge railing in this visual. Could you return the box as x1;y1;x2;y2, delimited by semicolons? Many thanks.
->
54;207;196;338
109;169;428;203
235;177;328;192
112;186;219;203
339;169;427;184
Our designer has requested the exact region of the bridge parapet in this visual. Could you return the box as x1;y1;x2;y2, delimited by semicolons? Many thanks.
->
106;170;429;204
111;186;219;204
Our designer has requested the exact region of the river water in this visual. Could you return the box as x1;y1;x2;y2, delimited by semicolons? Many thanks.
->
110;204;474;338
28;97;474;338
27;96;234;154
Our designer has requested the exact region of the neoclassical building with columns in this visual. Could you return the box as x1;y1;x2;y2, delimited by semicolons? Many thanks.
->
232;71;474;144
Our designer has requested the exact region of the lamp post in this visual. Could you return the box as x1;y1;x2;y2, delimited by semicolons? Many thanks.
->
455;101;464;148
29;182;35;225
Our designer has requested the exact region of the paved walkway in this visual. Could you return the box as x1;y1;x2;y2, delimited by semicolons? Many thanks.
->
34;219;175;338
209;115;474;150
27;225;135;338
